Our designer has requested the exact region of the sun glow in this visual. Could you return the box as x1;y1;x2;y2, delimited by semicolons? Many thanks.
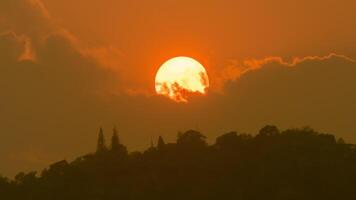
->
155;56;209;102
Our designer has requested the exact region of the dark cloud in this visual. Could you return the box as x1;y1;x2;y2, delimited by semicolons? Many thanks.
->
0;0;118;176
214;54;355;91
0;0;53;41
220;56;356;136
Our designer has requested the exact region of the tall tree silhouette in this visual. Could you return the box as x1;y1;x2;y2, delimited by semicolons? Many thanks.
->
96;127;107;153
110;127;128;157
111;127;120;151
157;136;165;150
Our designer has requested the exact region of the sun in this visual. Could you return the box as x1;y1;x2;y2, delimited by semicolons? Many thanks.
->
155;56;209;102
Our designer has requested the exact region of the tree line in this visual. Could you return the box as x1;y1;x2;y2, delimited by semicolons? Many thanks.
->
1;125;356;200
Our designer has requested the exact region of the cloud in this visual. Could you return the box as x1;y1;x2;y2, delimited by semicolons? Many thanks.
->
0;0;119;176
0;31;36;61
219;54;356;136
0;0;53;39
0;0;117;67
214;53;355;92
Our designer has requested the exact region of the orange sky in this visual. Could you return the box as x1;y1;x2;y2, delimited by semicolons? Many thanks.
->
0;0;356;176
42;0;356;92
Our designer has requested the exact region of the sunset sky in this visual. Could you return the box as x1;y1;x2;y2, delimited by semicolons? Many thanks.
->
1;0;356;176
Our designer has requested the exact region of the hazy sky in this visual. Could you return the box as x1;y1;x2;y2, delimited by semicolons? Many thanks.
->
1;0;356;176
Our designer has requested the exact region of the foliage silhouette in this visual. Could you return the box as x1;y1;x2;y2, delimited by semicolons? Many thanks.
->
157;136;165;151
110;127;128;158
1;125;356;200
96;127;107;154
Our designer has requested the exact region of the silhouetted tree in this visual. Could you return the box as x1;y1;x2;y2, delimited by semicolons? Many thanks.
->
177;130;207;147
110;127;128;157
0;175;10;193
111;127;120;151
258;125;280;137
157;136;165;150
14;171;37;185
215;131;238;150
0;176;9;186
96;127;107;153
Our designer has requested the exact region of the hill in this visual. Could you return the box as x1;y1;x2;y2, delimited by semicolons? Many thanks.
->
1;125;356;200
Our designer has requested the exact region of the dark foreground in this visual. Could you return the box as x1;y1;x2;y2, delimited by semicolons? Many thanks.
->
1;126;356;200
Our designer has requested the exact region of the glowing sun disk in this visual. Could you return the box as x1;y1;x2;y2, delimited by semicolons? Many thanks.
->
155;56;209;102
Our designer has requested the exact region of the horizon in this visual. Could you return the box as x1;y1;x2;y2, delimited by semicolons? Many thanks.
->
0;125;351;179
2;125;356;199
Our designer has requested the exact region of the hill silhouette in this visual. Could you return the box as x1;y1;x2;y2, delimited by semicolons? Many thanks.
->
1;125;356;200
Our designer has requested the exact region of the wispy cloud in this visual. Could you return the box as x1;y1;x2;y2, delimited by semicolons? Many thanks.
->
214;53;355;92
